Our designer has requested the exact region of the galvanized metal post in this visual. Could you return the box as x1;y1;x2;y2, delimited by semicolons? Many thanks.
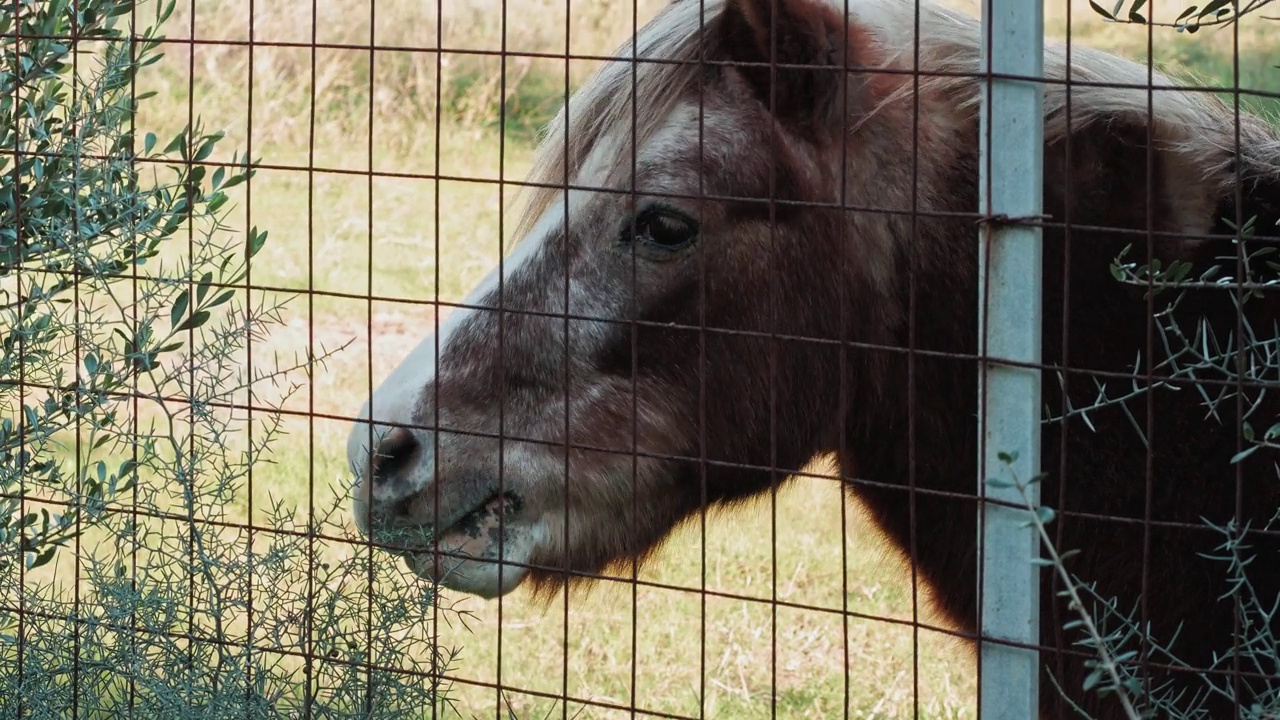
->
977;0;1044;717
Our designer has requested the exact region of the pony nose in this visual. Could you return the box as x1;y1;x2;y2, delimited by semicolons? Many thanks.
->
349;423;439;544
368;426;425;504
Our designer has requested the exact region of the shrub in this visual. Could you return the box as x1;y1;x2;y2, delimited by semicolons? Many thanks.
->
1;1;459;716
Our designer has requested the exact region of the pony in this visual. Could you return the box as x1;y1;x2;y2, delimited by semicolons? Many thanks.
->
345;0;1280;716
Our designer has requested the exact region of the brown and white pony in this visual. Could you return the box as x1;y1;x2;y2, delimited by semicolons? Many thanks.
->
345;0;1280;716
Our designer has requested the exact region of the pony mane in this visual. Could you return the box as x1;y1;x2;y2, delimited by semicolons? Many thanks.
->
513;0;1280;243
513;0;719;242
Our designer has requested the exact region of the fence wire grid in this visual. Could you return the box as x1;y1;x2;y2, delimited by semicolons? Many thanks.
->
3;0;1280;718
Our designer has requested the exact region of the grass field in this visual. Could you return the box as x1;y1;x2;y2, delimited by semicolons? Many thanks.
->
58;0;1280;717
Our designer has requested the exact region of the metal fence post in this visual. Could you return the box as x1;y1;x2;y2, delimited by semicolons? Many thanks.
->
977;0;1045;717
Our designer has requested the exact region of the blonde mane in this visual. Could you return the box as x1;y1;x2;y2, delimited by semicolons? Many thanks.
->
514;0;1280;243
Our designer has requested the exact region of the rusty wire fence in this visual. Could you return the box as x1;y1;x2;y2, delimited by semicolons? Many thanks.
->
3;0;1280;718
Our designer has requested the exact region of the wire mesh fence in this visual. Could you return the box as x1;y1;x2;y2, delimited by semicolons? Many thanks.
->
3;0;1280;718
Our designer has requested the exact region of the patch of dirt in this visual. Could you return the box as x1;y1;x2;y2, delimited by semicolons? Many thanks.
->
237;303;455;418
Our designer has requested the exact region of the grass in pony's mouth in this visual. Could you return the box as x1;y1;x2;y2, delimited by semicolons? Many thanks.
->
397;492;526;583
448;491;526;542
376;491;525;556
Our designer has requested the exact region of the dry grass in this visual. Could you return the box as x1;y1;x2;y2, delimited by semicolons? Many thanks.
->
66;0;1280;716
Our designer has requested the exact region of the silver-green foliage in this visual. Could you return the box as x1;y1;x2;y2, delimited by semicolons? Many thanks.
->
1026;4;1280;715
1087;0;1277;32
1005;218;1279;718
1;1;458;716
990;8;1280;716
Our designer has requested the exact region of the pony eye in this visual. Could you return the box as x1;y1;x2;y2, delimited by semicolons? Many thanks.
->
628;209;698;252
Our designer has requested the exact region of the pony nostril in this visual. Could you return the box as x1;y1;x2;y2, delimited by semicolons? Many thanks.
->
370;426;419;487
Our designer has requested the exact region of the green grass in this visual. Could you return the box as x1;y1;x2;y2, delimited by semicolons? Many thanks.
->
29;0;1280;717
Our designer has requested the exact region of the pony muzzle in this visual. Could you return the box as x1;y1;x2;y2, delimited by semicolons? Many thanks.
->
348;422;536;597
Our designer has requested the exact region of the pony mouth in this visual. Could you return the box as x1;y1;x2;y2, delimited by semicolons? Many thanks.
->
388;491;523;558
394;491;534;595
441;491;524;543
